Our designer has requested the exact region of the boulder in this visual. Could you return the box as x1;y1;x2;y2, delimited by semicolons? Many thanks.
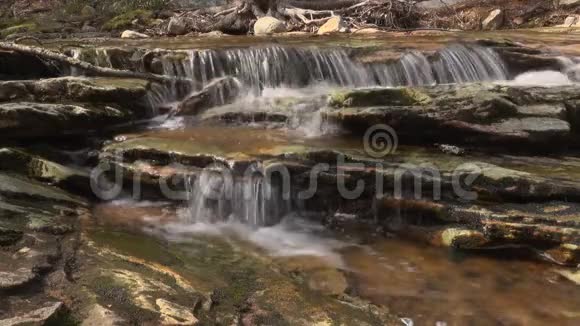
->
121;30;149;39
253;17;286;35
482;9;504;30
167;17;190;36
318;16;347;35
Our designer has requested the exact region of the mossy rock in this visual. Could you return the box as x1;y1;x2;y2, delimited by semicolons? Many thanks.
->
103;10;153;31
329;87;432;108
0;148;90;193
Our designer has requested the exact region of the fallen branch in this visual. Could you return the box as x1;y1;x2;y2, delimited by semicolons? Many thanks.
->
0;42;175;83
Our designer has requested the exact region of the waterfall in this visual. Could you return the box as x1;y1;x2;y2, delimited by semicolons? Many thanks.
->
185;166;291;227
156;44;509;92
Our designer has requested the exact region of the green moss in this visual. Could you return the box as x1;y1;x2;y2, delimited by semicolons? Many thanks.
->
1;23;38;38
103;10;153;31
329;87;432;108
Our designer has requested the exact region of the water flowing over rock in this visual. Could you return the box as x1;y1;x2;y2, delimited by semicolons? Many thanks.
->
148;44;508;95
185;166;292;227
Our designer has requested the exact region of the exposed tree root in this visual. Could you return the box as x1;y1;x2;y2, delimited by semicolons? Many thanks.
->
0;42;176;83
184;0;423;34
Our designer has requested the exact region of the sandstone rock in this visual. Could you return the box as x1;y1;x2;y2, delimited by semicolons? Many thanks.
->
559;0;580;8
0;173;86;206
156;299;199;325
439;228;488;249
121;30;149;39
325;83;580;149
254;17;286;35
82;304;125;326
546;244;580;266
0;267;37;289
168;17;190;36
0;102;128;138
0;148;90;193
557;269;580;285
0;77;152;112
318;16;347;35
482;9;504;30
562;15;579;27
0;302;63;325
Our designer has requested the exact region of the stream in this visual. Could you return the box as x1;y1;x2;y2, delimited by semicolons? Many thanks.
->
1;32;580;325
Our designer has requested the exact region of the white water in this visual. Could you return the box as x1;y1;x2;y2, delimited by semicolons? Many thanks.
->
184;167;292;227
157;44;509;92
160;213;347;267
507;70;574;86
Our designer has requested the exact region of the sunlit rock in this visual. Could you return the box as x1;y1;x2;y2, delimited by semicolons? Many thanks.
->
254;17;286;35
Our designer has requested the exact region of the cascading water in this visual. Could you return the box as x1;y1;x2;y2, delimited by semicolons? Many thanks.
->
157;44;509;93
185;166;292;227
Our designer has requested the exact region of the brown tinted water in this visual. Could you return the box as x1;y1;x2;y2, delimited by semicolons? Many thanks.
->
93;200;580;326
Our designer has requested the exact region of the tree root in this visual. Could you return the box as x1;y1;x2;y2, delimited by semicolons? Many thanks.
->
0;42;177;83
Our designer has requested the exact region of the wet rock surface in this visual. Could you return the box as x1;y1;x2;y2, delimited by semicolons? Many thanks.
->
1;35;580;325
325;83;580;150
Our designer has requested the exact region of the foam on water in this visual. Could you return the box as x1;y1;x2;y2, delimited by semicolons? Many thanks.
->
161;213;347;267
507;70;573;86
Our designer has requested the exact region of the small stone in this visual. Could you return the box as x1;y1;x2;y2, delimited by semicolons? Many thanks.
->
121;30;149;39
254;17;287;35
18;247;31;254
438;144;465;156
318;16;347;35
482;9;504;30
